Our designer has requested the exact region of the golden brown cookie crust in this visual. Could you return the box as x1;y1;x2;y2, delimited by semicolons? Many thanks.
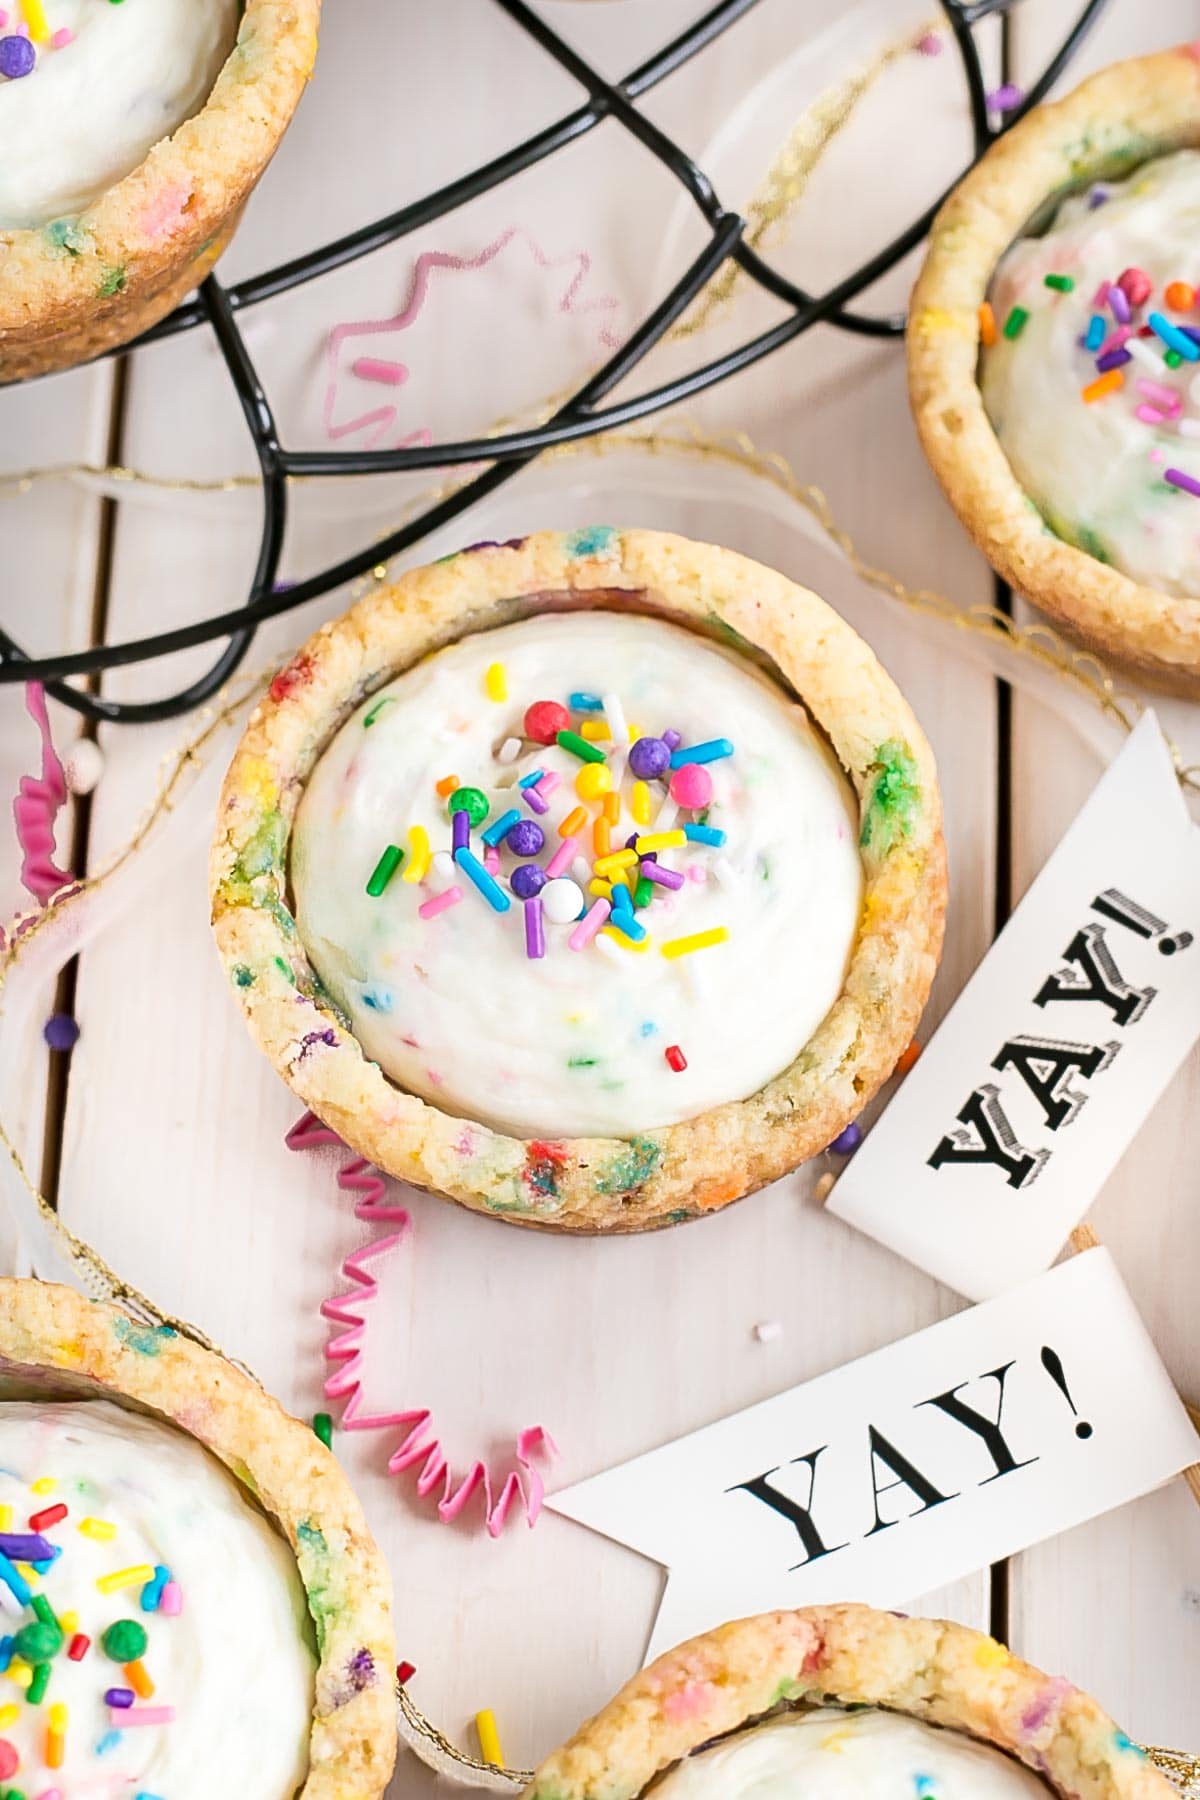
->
0;1277;396;1800
0;0;319;381
521;1604;1175;1800
210;529;945;1233
908;47;1200;690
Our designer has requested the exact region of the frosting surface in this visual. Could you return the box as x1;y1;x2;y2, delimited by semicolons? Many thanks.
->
649;1706;1051;1800
291;610;863;1139
0;1398;314;1799
0;0;239;229
982;149;1200;597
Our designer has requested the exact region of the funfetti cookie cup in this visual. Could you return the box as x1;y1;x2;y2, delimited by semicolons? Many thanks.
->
0;0;319;382
521;1605;1175;1800
210;528;946;1234
0;1277;396;1800
909;48;1200;690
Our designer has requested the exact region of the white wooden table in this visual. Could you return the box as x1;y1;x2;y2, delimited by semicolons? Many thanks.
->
1;2;1197;1789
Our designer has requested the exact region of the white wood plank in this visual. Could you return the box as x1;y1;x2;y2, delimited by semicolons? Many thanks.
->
1004;0;1200;1750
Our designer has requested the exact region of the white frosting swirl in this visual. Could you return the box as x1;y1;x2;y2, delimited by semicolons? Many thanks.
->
291;611;862;1140
0;1399;314;1799
650;1707;1051;1800
982;149;1200;596
0;0;239;230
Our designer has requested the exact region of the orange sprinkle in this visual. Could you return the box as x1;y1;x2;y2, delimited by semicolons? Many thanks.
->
559;806;588;838
124;1659;154;1699
592;817;611;858
1165;280;1195;312
602;791;620;825
977;301;997;347
1082;369;1123;403
897;1040;923;1075
46;1731;65;1768
434;774;459;797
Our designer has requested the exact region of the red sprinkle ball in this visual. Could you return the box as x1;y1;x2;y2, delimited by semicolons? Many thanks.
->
665;1045;687;1072
523;699;571;745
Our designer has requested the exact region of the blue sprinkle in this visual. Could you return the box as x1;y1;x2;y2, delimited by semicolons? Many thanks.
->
609;912;647;944
1148;311;1200;361
481;807;522;847
0;1635;13;1673
639;1020;658;1038
1113;1732;1146;1758
669;738;734;768
454;847;511;913
1084;313;1105;351
361;985;394;1014
0;1549;32;1606
569;691;604;712
564;525;617;559
610;882;634;916
684;824;726;847
517;769;545;789
140;1563;170;1613
915;1778;937;1799
97;1730;124;1756
137;1793;166;1800
30;1547;62;1572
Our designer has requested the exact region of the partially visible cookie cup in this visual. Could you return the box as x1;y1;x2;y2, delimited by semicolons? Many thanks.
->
0;1277;396;1800
908;47;1200;689
0;0;320;381
521;1604;1174;1800
210;528;946;1234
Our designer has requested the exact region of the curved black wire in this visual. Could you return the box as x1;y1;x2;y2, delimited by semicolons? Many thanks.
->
0;0;1109;717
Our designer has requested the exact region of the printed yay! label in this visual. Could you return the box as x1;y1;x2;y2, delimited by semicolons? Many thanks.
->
829;712;1200;1300
548;1250;1199;1660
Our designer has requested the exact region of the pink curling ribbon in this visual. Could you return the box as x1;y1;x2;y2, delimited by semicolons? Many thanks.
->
13;683;72;902
287;1112;555;1536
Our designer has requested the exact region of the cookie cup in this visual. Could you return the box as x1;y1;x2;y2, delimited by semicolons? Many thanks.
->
0;1277;396;1800
0;0;319;382
521;1604;1174;1800
908;48;1200;689
210;528;946;1233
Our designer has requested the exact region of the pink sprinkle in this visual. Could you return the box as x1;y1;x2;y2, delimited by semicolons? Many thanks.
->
1091;280;1110;308
1096;324;1131;359
160;1581;182;1616
50;26;72;45
0;12;9;25
1149;447;1166;463
1137;378;1181;413
351;357;408;386
483;846;500;876
545;836;578;879
916;30;942;54
1137;405;1167;425
986;82;1023;112
536;771;561;798
34;1790;62;1800
685;864;708;884
569;897;611;951
112;1706;176;1727
418;885;463;919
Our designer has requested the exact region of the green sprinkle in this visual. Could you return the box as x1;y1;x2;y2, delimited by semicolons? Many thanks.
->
1043;273;1074;292
312;1412;333;1450
97;265;126;298
31;1595;58;1630
567;1055;597;1068
14;1620;61;1663
362;696;394;728
101;1619;148;1664
1165;348;1183;368
555;729;605;764
1003;305;1029;340
366;845;404;897
633;875;653;909
447;785;489;826
27;1662;50;1705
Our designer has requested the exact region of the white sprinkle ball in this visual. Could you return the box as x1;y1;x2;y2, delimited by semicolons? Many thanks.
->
63;738;104;795
542;877;584;924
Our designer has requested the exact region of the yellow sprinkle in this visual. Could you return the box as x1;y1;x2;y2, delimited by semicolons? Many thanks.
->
6;1660;31;1689
579;719;611;742
588;880;613;900
601;927;650;953
974;1638;1009;1669
30;1477;57;1495
627;722;643;742
96;1563;155;1595
0;1704;19;1730
821;1728;852;1753
593;849;638;877
475;1708;503;1767
48;1702;68;1730
58;1612;78;1635
635;831;686;853
401;825;431;884
78;1517;117;1542
15;1563;38;1588
21;0;50;40
484;662;507;703
631;782;652;826
661;926;729;960
0;1506;10;1532
602;791;620;825
575;763;612;801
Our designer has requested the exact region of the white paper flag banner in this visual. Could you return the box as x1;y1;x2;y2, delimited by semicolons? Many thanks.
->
829;711;1200;1300
549;1251;1199;1661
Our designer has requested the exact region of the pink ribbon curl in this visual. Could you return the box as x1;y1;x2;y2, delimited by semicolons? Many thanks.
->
287;1112;554;1536
13;683;72;902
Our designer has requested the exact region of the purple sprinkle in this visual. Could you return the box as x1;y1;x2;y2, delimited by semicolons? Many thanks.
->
43;1012;80;1052
298;1028;337;1061
347;1647;376;1691
524;895;545;960
640;858;684;891
986;81;1023;112
625;832;640;850
0;1534;53;1561
661;729;682;751
1165;467;1200;498
1095;347;1131;373
1088;185;1110;209
0;35;36;78
506;818;544;858
1181;326;1200;347
628;736;670;780
510;863;545;900
829;1121;863;1155
452;809;470;852
523;784;549;815
1109;285;1131;324
105;1688;135;1709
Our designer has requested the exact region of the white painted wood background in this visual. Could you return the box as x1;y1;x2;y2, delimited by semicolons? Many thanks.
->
0;0;1197;1789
